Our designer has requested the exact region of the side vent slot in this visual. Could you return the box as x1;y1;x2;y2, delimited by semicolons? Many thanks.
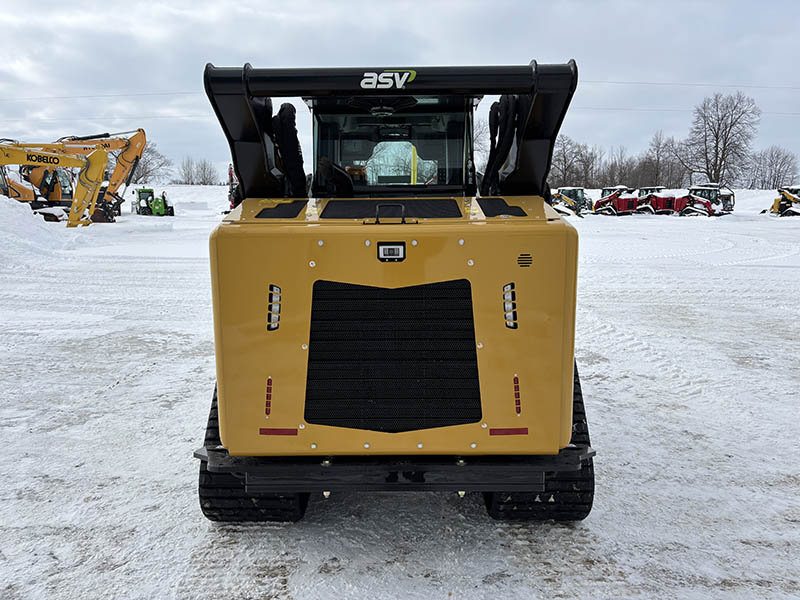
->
517;253;533;267
503;283;518;329
267;284;281;331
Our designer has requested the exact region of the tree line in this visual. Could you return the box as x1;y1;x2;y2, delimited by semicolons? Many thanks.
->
107;143;221;185
548;92;797;190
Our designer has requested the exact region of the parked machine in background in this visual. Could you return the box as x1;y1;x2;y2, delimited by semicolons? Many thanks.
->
0;143;107;226
688;183;735;213
195;59;595;523
132;187;174;216
766;186;800;216
551;186;586;216
54;129;147;218
3;129;146;223
636;188;716;216
592;185;638;215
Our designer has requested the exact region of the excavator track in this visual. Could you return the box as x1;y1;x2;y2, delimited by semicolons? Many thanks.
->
484;366;594;521
198;390;309;522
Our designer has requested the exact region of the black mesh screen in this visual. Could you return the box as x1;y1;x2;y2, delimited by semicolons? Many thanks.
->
304;280;482;432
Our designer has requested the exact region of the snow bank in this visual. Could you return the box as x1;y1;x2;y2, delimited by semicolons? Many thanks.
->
0;195;66;263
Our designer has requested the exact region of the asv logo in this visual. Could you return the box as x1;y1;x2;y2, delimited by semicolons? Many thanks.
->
360;69;417;90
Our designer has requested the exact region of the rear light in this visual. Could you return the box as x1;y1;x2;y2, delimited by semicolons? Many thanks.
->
513;375;521;415
265;376;273;416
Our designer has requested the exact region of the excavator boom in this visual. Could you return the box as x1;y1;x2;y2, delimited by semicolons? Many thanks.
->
57;129;146;196
0;144;107;227
11;129;147;218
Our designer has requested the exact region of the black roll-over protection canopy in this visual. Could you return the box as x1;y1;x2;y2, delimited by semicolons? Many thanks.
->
204;60;578;199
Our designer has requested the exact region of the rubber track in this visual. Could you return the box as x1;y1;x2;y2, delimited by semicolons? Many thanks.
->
198;389;309;522
484;364;595;521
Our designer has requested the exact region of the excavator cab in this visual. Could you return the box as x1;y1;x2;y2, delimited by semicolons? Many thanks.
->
196;60;594;523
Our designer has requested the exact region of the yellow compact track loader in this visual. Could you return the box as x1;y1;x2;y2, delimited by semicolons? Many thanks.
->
767;186;800;216
0;144;107;227
195;60;595;522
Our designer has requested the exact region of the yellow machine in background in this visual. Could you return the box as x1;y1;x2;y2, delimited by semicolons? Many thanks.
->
0;143;107;227
767;186;800;216
15;129;146;221
195;60;594;524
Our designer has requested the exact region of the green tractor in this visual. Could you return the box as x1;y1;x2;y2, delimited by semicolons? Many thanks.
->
131;187;174;216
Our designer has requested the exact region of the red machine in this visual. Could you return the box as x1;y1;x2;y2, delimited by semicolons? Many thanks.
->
636;189;716;216
592;186;638;215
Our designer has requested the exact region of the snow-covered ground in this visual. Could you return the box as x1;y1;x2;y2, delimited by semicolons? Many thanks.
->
1;187;799;599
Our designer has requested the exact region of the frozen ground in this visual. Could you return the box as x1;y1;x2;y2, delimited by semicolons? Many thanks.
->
1;187;799;599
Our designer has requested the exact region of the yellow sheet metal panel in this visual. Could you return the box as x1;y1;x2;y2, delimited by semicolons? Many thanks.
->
210;196;577;456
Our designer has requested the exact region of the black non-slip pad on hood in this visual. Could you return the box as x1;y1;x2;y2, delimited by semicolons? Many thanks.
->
320;199;462;219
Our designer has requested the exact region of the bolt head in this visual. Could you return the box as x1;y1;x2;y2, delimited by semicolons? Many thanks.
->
317;240;324;246
299;423;305;430
417;443;423;449
467;259;474;266
301;343;308;350
481;422;487;429
470;442;477;449
411;239;418;246
458;239;465;246
477;342;483;349
365;240;371;247
364;442;370;449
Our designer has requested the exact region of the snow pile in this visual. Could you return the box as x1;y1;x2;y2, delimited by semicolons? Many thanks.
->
651;188;690;198
4;168;37;194
0;195;66;263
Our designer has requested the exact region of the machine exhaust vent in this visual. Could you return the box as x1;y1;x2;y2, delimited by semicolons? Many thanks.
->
517;253;533;267
304;279;482;432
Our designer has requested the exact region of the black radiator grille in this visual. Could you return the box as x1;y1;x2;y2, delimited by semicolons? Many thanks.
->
304;280;482;432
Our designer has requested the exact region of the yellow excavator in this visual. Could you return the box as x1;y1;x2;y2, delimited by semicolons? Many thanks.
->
16;129;146;221
0;143;107;227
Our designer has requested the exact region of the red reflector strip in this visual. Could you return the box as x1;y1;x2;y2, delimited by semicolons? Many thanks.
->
259;428;297;436
489;427;528;436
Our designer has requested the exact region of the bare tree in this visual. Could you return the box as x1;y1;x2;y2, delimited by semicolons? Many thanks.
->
672;92;761;185
175;156;196;185
550;135;580;187
746;146;798;188
473;118;491;173
194;158;219;185
128;142;173;184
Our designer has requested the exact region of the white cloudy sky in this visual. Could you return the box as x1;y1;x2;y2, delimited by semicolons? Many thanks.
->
1;0;798;179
